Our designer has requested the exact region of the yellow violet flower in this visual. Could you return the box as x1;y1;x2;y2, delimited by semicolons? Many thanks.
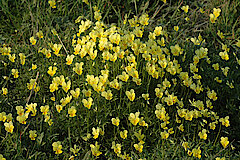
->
192;147;201;159
101;90;113;100
52;44;62;56
198;129;207;140
134;143;143;153
36;30;43;38
73;62;84;75
4;121;14;133
8;54;15;62
219;51;229;61
82;97;93;109
68;106;77;117
62;80;71;93
48;0;56;8
0;112;7;122
128;112;140;126
160;130;169;139
2;88;8;95
66;55;75;65
47;66;57;77
29;130;37;140
56;105;63;113
70;88;80;99
120;130;128;139
174;26;179;32
30;37;37;45
126;89;135;101
111;117;120;126
0;154;6;160
40;105;49;115
90;142;102;157
32;64;37;70
213;8;221;18
92;127;100;139
182;142;189;151
52;141;63;154
11;69;19;78
219;116;230;127
220;137;229;148
181;5;189;13
111;141;122;154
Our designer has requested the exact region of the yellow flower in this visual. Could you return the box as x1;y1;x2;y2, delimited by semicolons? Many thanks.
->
32;64;37;70
182;142;189;151
68;106;77;117
154;26;163;36
52;44;62;56
2;88;8;95
4;121;14;133
11;69;19;78
52;141;63;154
0;112;7;122
207;90;217;101
8;54;15;62
198;129;207;140
134;143;143;153
82;97;93;109
16;106;24;116
216;157;225;160
73;62;84;75
128;112;140;126
47;66;57;77
70;88;80;99
0;154;6;160
120;130;128;139
92;127;100;139
36;30;43;38
40;105;49;115
192;147;201;159
90;142;102;157
142;93;150;101
220;137;229;148
111;117;120;126
62;80;71;93
26;103;37;116
48;0;56;8
29;130;37;140
111;141;122;154
126;89;135;101
56;105;63;113
66;55;75;65
181;5;189;13
219;116;230;127
174;26;179;32
118;71;129;82
16;112;29;124
213;8;221;18
219;51;229;61
160;130;169;139
30;37;37;45
101;90;113;100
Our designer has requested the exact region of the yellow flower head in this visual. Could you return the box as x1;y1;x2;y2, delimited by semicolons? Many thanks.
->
40;105;49;115
192;147;201;159
4;121;14;133
82;97;93;109
181;5;189;13
30;37;37;45
52;141;63;154
48;0;56;8
68;106;77;117
2;88;8;95
129;112;140;126
220;137;229;148
111;117;120;126
47;66;57;76
120;130;128;139
134;143;143;153
11;69;19;78
29;130;37;140
66;55;75;65
90;142;102;157
126;89;135;101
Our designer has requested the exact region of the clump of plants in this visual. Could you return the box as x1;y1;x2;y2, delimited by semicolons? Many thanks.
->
0;0;240;159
